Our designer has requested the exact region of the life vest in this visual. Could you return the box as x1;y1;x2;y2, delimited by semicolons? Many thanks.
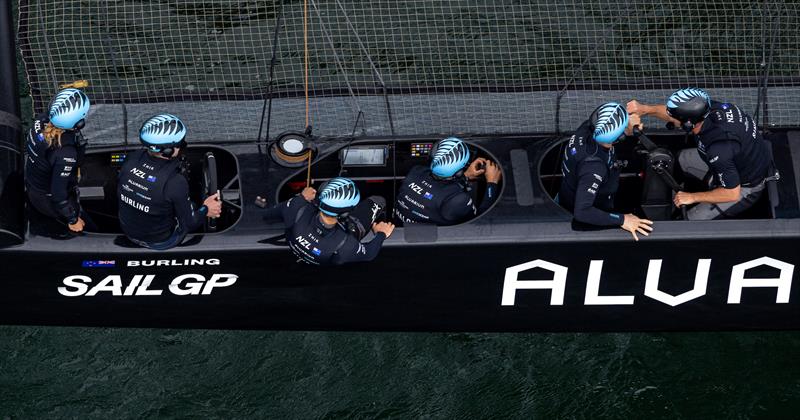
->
287;202;350;265
118;150;181;242
395;165;469;225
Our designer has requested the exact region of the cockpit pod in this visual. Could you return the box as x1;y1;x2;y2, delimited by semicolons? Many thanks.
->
276;137;504;232
538;130;782;223
60;144;242;237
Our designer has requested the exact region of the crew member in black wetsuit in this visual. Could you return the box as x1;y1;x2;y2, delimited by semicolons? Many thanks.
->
394;137;501;225
627;88;773;220
558;102;654;241
25;88;95;235
274;177;394;265
118;114;221;250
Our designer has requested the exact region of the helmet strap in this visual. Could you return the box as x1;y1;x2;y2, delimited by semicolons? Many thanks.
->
148;139;186;159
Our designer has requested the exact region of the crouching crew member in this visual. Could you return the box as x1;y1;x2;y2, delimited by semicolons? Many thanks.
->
25;88;94;234
276;178;394;265
118;114;221;250
395;137;501;225
559;102;653;241
627;88;772;220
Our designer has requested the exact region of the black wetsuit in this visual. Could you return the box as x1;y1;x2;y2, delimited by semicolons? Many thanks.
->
558;120;623;227
394;165;498;225
118;150;207;249
275;196;386;266
696;101;771;189
24;115;85;225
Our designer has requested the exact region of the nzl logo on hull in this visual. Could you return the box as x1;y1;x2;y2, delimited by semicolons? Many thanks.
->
501;257;795;306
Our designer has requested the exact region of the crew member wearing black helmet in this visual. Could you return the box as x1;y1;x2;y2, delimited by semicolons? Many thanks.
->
117;114;221;250
394;137;501;226
558;102;654;241
270;177;394;265
627;88;772;220
25;88;95;234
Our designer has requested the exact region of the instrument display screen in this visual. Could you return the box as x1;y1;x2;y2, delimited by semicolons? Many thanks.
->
110;153;127;166
340;146;388;167
411;142;433;157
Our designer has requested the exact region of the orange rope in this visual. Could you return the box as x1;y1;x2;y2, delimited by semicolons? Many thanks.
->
303;0;310;128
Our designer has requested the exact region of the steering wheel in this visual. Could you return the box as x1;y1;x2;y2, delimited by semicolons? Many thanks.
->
203;152;220;232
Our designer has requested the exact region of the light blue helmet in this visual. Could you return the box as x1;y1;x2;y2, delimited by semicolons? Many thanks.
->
431;137;471;178
139;114;187;151
590;102;629;144
48;88;90;130
318;177;360;216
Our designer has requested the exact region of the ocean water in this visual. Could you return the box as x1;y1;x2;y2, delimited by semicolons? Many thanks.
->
1;328;799;418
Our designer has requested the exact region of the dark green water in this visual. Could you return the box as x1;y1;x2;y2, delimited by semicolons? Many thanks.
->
1;328;799;418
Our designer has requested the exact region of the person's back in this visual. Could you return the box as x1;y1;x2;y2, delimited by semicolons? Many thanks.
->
696;101;771;188
627;88;775;220
117;114;221;250
24;88;92;234
118;149;183;243
25;116;79;193
558;119;619;220
395;165;474;225
284;197;373;266
557;102;653;240
274;178;394;266
25;116;83;197
394;137;501;226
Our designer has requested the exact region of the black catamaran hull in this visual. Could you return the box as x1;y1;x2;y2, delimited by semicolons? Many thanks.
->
1;237;797;332
3;1;799;333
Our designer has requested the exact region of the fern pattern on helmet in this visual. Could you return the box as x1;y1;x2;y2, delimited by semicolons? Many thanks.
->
431;138;469;177
593;102;628;143
48;88;90;129
140;114;187;145
141;114;185;138
594;103;625;136
321;178;359;202
667;88;710;109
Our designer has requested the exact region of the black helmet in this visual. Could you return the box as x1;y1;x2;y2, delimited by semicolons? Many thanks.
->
666;88;711;125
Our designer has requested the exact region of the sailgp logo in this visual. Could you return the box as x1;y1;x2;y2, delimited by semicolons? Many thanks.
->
501;257;794;306
59;258;235;297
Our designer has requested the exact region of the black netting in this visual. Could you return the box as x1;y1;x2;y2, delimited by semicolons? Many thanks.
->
17;0;800;145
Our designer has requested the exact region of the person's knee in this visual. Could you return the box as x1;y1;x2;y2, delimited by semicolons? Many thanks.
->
678;148;709;176
678;149;699;170
686;204;718;221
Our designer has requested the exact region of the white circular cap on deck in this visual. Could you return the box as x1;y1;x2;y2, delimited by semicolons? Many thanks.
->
281;138;305;154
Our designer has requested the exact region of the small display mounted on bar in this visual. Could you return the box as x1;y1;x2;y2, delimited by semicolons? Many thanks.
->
339;145;389;167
